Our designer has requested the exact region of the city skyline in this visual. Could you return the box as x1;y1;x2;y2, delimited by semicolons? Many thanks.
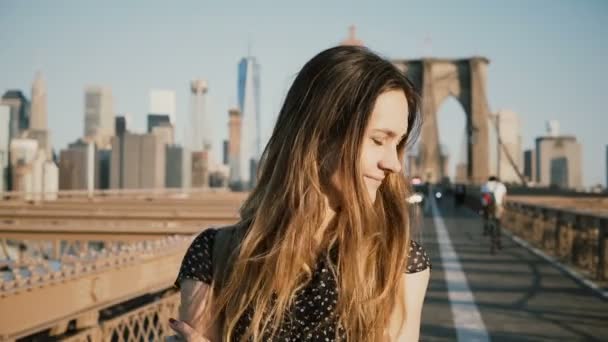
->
1;0;607;186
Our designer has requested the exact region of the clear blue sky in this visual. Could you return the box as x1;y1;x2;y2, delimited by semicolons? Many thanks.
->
1;0;607;186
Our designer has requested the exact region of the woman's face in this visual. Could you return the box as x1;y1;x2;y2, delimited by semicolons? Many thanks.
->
360;90;409;202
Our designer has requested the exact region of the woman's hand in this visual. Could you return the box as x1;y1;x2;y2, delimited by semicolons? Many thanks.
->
168;318;211;342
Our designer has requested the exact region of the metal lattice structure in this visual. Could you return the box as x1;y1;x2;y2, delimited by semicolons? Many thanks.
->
0;191;247;341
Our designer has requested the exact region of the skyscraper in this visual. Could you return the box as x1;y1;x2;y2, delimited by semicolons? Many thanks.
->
26;73;52;158
238;56;261;188
228;107;242;188
30;72;47;131
1;90;30;140
0;105;10;193
149;89;176;124
84;86;114;148
189;80;209;151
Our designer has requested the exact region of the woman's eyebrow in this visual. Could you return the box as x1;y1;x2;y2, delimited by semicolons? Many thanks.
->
371;128;407;140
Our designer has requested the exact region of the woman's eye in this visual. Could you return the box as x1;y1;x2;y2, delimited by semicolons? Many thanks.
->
372;138;383;146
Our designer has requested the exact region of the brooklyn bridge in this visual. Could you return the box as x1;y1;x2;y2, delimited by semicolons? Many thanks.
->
0;188;606;341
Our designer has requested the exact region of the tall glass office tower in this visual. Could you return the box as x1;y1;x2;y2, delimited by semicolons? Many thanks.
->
237;56;261;189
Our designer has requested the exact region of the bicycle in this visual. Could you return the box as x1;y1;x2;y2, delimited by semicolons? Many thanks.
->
482;205;503;255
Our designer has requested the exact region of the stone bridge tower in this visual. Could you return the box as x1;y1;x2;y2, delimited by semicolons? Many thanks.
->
393;57;491;184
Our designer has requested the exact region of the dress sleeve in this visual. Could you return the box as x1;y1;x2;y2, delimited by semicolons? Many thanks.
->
405;240;432;273
174;228;218;288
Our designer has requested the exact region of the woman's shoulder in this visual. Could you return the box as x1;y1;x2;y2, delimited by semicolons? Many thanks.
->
191;227;219;247
174;228;219;287
185;227;220;259
405;240;432;274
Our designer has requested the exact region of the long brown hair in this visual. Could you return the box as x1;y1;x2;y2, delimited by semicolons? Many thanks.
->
208;45;420;341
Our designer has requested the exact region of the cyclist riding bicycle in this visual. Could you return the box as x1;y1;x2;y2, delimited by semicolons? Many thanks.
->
480;176;507;253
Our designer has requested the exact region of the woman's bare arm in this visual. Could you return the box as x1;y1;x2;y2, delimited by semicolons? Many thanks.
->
386;267;430;341
178;279;220;341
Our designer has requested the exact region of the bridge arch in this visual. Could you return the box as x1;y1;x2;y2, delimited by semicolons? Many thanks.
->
393;57;491;184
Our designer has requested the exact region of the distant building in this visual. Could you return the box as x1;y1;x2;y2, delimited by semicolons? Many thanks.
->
238;56;261;188
24;129;51;159
166;145;191;189
340;25;365;47
59;140;95;192
110;133;165;189
149;89;176;124
523;149;536;183
535;135;582;190
0;105;10;194
605;145;608;191
84;86;114;148
30;72;48;131
9;138;57;200
140;134;165;189
10;138;38;167
190;80;209;151
152;124;174;144
191;151;209;188
42;160;58;200
115;116;128;137
223;139;229;165
0;90;30;139
209;164;230;188
10;139;39;199
228;108;242;187
549;157;568;189
495;110;522;183
147;114;171;133
28;72;52;157
96;149;111;190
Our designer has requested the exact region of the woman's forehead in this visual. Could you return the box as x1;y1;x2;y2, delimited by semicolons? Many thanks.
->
367;90;409;135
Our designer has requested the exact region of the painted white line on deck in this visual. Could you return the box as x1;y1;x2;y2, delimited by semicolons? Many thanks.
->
430;197;490;342
502;229;608;300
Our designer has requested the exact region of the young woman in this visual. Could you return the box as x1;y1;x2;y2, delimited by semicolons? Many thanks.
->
170;45;431;341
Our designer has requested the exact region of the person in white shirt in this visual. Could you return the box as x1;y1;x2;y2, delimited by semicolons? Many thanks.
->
480;176;507;251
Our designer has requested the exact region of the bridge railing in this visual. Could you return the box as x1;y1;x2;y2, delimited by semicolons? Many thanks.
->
0;234;190;341
0;187;243;203
458;186;607;281
501;200;608;281
60;290;180;342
